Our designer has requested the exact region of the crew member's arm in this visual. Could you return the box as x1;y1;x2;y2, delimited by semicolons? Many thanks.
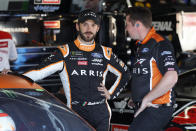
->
143;71;177;103
135;42;179;117
134;71;178;117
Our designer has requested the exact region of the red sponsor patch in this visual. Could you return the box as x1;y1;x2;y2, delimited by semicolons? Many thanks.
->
78;61;88;65
43;0;61;4
0;41;8;48
44;21;60;29
111;124;129;131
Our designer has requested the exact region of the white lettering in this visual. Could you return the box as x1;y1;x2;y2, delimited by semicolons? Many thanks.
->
161;51;172;56
71;70;79;75
133;68;148;74
89;70;95;76
142;68;148;74
71;69;103;77
92;63;103;66
92;58;103;63
164;62;175;66
164;56;174;62
152;21;173;31
81;70;87;75
34;5;60;12
0;27;29;33
98;71;103;77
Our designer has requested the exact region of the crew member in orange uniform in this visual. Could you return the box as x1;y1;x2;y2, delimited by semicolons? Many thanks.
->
125;7;178;131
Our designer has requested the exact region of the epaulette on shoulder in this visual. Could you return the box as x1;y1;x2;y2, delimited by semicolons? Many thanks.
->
57;44;69;57
101;45;112;60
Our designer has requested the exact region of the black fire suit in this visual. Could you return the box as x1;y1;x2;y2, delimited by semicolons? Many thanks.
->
24;38;131;131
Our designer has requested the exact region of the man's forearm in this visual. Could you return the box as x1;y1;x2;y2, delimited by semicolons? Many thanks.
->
143;71;178;103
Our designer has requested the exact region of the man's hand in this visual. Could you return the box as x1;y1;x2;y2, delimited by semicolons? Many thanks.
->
134;99;158;118
97;83;111;100
127;98;135;108
1;69;11;75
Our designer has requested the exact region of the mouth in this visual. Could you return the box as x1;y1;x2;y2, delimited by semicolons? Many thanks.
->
85;32;93;36
85;33;93;38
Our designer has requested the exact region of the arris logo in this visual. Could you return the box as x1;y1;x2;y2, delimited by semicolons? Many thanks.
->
71;69;103;77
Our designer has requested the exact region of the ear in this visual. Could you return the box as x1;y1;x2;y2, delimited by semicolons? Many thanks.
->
76;23;79;31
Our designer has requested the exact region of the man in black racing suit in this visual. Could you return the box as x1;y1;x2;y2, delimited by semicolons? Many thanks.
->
24;9;131;131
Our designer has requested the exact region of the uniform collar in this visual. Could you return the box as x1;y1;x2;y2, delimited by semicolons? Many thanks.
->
74;38;96;52
136;27;156;45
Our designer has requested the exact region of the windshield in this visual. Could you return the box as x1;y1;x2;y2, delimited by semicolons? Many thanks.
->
0;89;93;131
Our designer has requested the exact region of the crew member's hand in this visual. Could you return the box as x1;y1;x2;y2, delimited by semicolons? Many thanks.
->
97;83;111;100
1;69;11;75
134;99;158;118
127;98;135;108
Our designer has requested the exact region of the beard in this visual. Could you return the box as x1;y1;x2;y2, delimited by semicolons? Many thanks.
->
79;31;97;42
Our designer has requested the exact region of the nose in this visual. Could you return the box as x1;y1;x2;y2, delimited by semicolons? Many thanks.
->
87;24;94;30
87;25;91;31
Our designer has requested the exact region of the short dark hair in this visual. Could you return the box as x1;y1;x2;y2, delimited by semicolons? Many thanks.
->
125;7;152;28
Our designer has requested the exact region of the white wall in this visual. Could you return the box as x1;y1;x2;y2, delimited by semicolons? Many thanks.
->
176;12;196;51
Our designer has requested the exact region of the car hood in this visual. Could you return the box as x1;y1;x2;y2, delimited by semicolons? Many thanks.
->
0;73;94;131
